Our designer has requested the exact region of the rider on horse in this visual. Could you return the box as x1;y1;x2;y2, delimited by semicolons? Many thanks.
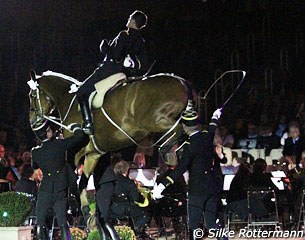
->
77;10;149;135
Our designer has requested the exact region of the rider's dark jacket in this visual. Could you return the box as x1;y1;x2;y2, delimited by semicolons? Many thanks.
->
77;28;149;95
109;28;149;76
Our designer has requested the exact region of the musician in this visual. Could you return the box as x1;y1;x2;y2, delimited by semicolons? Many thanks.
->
110;160;150;238
153;109;227;240
227;162;251;221
31;124;83;240
156;153;187;239
248;158;277;219
77;10;149;135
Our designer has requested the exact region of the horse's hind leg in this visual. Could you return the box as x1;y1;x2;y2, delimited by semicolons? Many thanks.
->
83;151;103;177
74;146;87;167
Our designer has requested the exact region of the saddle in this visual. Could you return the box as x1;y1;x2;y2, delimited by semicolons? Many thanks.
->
89;73;127;109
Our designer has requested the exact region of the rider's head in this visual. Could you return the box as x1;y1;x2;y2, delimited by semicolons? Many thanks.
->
180;110;201;135
126;10;148;30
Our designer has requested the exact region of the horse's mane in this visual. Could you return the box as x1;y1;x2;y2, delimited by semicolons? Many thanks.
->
41;70;82;85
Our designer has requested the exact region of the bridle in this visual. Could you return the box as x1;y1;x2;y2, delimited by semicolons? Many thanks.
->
28;80;56;131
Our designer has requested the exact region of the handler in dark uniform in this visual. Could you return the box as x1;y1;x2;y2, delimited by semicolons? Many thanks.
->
77;10;149;135
79;153;120;240
31;124;84;240
153;109;227;240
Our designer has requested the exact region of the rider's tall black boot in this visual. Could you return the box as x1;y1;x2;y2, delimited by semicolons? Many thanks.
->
77;94;94;135
60;224;71;240
36;225;48;240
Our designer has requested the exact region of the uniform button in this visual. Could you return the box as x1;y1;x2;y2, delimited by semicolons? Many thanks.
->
56;171;59;173
48;173;51;176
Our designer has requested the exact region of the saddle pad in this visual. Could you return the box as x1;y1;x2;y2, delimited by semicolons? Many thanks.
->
90;72;126;109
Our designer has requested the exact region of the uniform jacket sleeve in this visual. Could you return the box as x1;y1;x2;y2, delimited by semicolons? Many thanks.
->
110;31;128;62
128;181;144;202
31;148;39;169
61;129;84;149
133;43;149;73
208;118;218;142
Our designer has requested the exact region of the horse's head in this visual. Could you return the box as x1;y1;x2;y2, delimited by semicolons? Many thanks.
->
28;77;55;131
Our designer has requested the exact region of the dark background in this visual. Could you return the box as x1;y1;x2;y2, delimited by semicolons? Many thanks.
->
0;0;304;148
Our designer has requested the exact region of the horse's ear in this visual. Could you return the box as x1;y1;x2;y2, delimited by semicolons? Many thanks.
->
30;69;37;81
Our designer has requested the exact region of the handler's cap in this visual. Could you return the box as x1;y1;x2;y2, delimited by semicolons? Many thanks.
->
180;110;200;126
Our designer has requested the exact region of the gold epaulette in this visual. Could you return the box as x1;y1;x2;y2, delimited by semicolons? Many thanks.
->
166;176;174;184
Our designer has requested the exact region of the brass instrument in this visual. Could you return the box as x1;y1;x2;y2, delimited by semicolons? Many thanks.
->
134;180;151;207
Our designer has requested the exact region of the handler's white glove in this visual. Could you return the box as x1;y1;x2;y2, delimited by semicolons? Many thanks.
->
212;108;222;120
152;183;165;200
123;55;135;68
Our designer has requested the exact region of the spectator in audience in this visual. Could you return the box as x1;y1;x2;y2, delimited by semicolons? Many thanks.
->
275;115;288;138
247;122;258;140
227;162;251;220
21;151;32;164
257;124;280;155
6;156;20;189
283;121;305;167
0;144;11;192
218;125;234;148
16;163;37;215
231;118;246;148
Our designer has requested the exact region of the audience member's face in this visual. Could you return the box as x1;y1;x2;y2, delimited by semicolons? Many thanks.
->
46;128;54;140
22;151;31;163
0;145;5;158
289;126;300;139
235;119;243;130
248;123;256;135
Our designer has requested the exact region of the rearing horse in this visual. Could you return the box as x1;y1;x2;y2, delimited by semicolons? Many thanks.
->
28;71;192;176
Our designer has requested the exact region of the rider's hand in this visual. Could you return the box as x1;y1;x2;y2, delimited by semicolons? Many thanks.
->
123;55;135;68
212;108;222;120
151;183;165;200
